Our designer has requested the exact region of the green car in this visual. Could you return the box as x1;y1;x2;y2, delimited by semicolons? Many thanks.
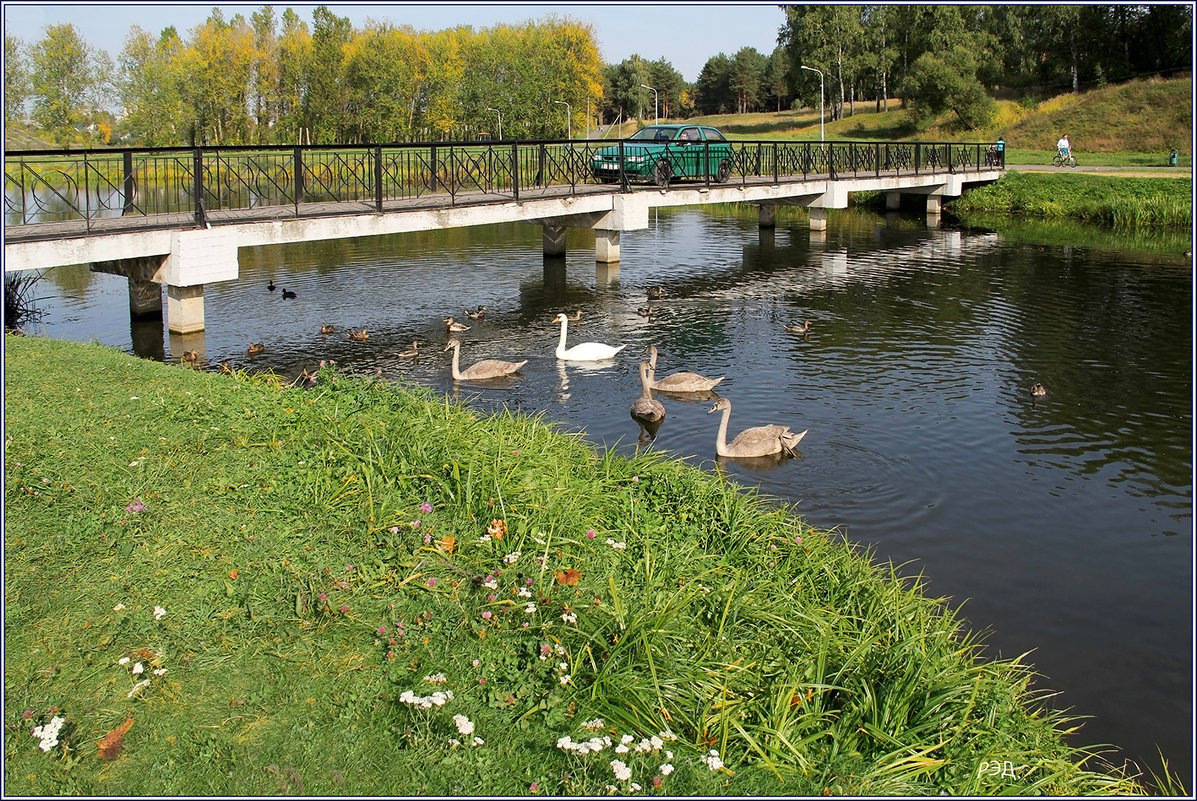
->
591;124;735;186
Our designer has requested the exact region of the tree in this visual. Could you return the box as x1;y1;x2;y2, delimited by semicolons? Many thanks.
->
276;9;311;144
694;53;732;115
343;23;427;142
5;34;30;124
898;45;995;130
303;5;352;142
115;26;185;146
763;46;791;112
28;23;105;140
729;47;768;113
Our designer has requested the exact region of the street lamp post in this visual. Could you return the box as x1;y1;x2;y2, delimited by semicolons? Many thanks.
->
486;107;503;141
799;65;824;143
554;100;571;140
639;84;658;125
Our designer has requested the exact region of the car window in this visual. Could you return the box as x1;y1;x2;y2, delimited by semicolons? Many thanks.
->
630;126;672;142
701;127;727;142
680;128;700;142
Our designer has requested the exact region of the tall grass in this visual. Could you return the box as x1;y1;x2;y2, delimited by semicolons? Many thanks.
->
4;335;1150;796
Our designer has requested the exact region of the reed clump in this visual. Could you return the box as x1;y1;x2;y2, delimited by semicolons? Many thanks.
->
3;334;1152;796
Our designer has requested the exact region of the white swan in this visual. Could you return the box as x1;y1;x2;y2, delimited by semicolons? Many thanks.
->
552;313;626;361
644;344;725;392
444;339;527;380
707;396;806;458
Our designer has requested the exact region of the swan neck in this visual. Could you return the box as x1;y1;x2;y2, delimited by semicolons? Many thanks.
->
449;342;463;380
556;319;568;357
715;404;731;455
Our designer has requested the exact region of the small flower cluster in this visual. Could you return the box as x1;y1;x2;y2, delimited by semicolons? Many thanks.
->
557;725;677;791
605;538;627;550
398;689;454;709
30;715;66;753
701;749;725;770
448;713;484;747
118;652;168;698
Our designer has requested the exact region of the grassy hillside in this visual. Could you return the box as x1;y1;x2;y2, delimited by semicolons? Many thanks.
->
678;76;1192;156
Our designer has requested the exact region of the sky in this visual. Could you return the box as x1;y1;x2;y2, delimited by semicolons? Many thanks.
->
1;1;789;84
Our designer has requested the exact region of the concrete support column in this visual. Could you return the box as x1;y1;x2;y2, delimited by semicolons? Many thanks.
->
128;278;163;319
809;207;829;232
886;191;901;211
595;229;621;264
758;204;777;228
542;224;567;257
926;194;942;214
166;284;205;334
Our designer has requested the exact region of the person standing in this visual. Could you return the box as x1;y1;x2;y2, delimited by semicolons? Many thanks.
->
1057;134;1071;157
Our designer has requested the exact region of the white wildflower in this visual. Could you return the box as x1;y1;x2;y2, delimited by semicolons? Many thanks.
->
483;577;499;590
562;611;577;624
518;586;532;598
153;668;167;677
423;672;447;684
131;662;145;675
31;716;66;752
452;714;475;737
560;674;571;685
615;743;630;754
581;717;606;730
524;603;537;614
112;604;126;612
118;657;131;666
127;678;151;698
503;551;521;564
472;736;485;746
702;749;724;770
610;759;632;782
478;534;491;543
659;763;675;776
153;605;167;620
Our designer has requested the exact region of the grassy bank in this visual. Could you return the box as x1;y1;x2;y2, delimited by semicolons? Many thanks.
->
945;172;1193;227
4;335;1150;796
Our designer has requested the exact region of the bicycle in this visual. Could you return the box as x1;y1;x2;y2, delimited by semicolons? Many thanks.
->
1052;150;1077;167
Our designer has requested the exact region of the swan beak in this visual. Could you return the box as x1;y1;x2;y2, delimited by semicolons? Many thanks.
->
707;404;718;414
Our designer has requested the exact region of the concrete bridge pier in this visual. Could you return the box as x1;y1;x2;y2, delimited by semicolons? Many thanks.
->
809;208;830;231
90;255;166;320
886;191;901;211
166;285;206;334
758;204;777;228
542;224;567;257
595;229;621;264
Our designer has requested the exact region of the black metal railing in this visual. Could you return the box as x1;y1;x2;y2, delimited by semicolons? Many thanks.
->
4;139;1000;235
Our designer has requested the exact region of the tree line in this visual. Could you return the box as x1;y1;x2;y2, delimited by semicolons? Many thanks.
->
3;4;1190;148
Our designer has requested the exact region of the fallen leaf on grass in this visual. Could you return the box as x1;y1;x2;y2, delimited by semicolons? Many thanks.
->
96;717;134;761
554;569;581;586
228;569;239;580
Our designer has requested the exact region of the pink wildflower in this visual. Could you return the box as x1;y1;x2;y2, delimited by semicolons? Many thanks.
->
419;502;433;514
339;604;350;614
427;578;438;588
586;529;596;539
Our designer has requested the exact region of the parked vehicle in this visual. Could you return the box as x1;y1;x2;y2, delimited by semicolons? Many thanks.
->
591;124;735;187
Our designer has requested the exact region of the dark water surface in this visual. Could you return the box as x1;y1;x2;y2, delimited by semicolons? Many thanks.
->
16;204;1194;785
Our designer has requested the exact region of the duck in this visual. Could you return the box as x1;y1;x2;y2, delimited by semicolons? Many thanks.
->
397;341;420;358
566;310;584;322
281;288;297;299
708;396;806;458
320;324;335;335
644;344;725;392
552;313;626;361
466;305;487;320
444;338;527;380
785;320;812;334
630;361;666;439
445;317;471;333
181;349;199;363
348;328;370;342
637;305;657;318
267;280;277;292
1031;382;1047;397
647;286;666;301
247;342;266;356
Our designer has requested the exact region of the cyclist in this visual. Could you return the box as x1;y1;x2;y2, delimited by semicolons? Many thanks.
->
1056;134;1071;161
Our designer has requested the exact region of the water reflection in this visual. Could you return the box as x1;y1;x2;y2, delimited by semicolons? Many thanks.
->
19;205;1193;784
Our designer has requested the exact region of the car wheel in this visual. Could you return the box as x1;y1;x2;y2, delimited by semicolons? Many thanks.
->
654;160;672;188
715;159;732;184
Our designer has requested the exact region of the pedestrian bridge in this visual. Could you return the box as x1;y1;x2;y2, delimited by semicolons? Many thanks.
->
4;138;1002;332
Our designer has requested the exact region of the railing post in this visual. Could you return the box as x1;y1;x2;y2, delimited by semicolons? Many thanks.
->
122;151;135;215
619;142;629;192
193;148;204;226
773;142;779;183
293;147;304;213
83;153;92;232
511;143;520;200
374;146;383;211
828;142;836;180
875;143;881;177
947;144;955;174
914;144;922;174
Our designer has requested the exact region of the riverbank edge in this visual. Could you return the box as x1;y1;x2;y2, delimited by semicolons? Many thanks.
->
3;334;1150;795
